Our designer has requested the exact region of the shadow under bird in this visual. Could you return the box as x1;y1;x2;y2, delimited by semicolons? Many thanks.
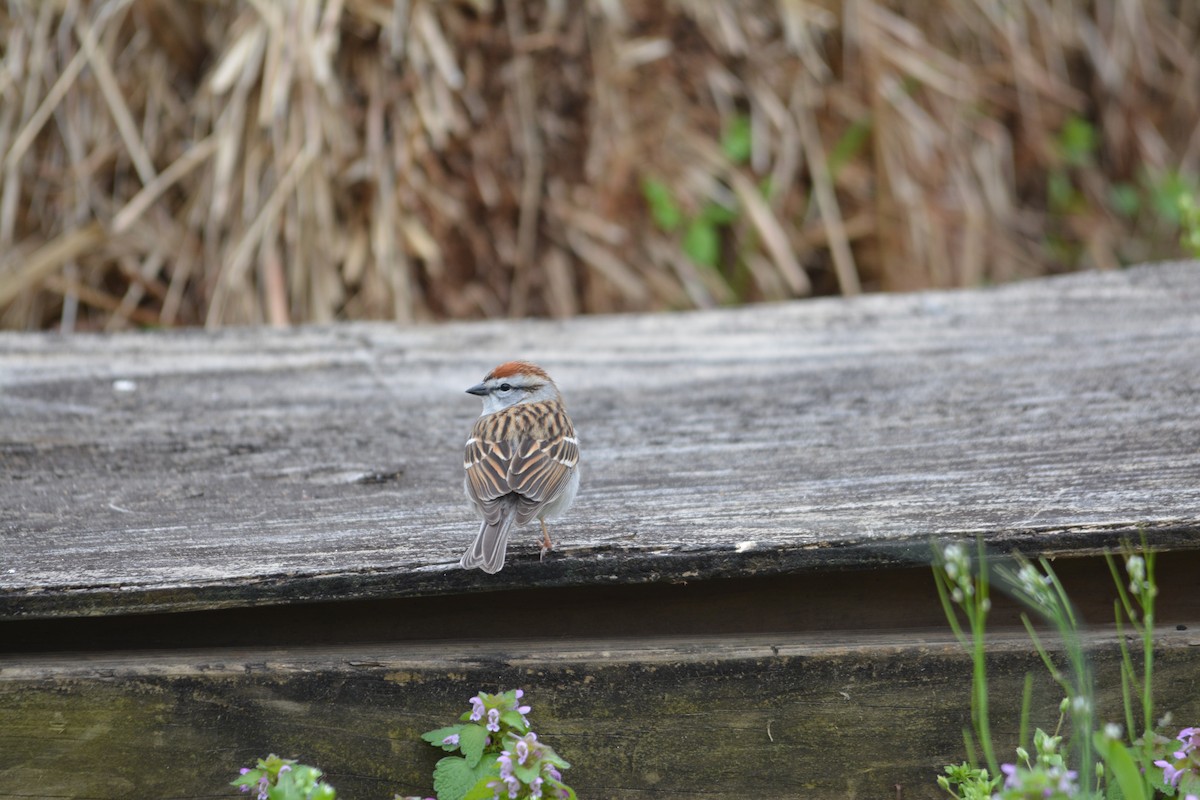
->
460;361;581;573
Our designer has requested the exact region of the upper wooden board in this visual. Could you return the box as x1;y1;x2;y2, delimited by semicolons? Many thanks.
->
2;263;1198;618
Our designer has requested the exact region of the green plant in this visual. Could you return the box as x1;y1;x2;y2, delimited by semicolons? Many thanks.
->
421;689;575;800
1058;117;1098;169
938;761;1001;799
1047;116;1097;217
229;690;570;800
994;727;1080;800
641;174;737;272
934;541;999;777
640;115;757;297
995;555;1094;780
642;177;684;234
719;114;752;165
233;755;336;800
1178;191;1200;257
1108;545;1158;793
933;541;1197;800
1107;169;1200;263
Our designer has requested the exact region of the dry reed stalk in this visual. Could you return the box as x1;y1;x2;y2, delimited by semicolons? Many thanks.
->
0;0;1197;330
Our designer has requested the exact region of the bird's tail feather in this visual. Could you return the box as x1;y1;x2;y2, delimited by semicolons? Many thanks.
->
460;510;517;573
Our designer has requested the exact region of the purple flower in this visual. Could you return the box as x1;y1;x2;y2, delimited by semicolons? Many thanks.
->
442;733;460;746
487;707;501;732
1179;727;1199;753
497;753;514;780
999;762;1078;796
1056;769;1079;793
530;776;544;799
240;768;251;775
505;775;520;799
470;696;485;721
514;733;538;764
1156;759;1184;787
511;689;532;718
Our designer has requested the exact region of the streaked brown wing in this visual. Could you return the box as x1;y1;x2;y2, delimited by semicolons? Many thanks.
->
507;434;579;523
465;425;578;526
464;437;515;525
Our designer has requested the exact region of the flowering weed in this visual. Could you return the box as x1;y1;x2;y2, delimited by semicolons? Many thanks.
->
232;755;336;800
420;689;575;800
934;539;1194;800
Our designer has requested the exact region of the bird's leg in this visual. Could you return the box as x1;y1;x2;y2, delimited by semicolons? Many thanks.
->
539;518;554;559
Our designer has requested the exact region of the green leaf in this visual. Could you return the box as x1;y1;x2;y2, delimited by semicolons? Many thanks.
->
544;753;571;770
683;219;720;268
459;724;488;768
500;709;529;733
641;177;683;232
269;773;298;800
1108;183;1140;218
699;200;737;226
1094;732;1147;800
269;766;332;800
232;770;263;789
422;725;466;749
457;755;502;800
721;115;752;164
1181;191;1200;258
513;760;541;783
1180;770;1200;798
536;749;572;776
1146;170;1198;225
1059;116;1097;167
461;778;498;800
1047;171;1080;214
433;757;477;800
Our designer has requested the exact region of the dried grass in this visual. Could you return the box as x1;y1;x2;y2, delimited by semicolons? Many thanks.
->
0;0;1197;330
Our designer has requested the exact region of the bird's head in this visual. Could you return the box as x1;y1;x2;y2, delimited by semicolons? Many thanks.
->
467;361;562;414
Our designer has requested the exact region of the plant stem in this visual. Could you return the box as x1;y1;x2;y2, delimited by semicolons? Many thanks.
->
972;541;998;778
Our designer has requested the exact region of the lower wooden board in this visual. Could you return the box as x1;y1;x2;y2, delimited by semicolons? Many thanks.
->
3;628;1199;799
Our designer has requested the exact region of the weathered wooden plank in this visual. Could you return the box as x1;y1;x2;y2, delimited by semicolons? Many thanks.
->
3;627;1199;800
2;552;1197;653
3;551;1198;798
2;262;1199;618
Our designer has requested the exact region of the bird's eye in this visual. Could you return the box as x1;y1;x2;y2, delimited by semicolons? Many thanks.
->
499;383;512;392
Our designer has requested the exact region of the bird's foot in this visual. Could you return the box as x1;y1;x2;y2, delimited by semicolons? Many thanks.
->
539;519;554;561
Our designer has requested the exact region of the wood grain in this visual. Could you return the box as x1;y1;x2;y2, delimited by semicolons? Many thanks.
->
2;627;1199;799
2;262;1200;618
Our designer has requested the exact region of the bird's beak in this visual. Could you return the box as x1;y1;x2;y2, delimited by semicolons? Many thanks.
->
465;382;489;397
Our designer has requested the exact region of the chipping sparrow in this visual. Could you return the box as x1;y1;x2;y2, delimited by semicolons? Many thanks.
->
460;361;580;573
